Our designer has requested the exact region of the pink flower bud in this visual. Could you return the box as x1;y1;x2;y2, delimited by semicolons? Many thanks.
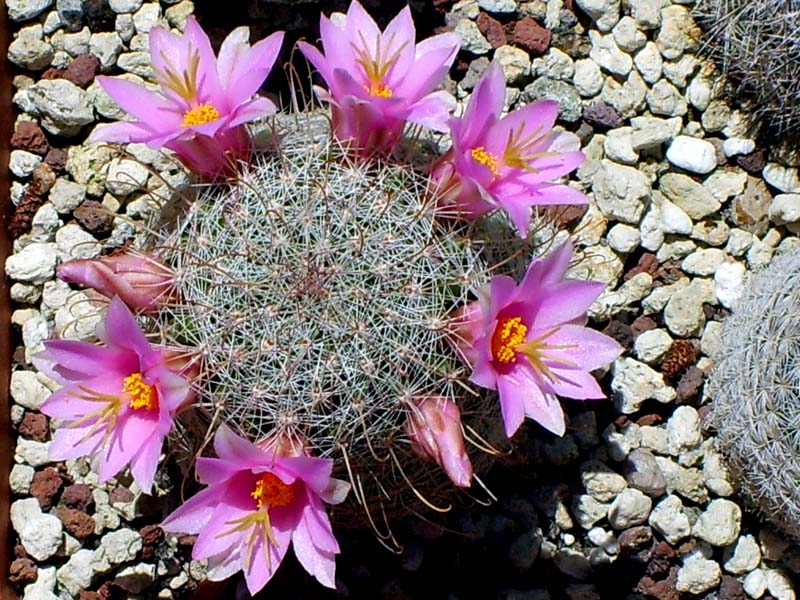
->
58;251;175;312
405;396;473;488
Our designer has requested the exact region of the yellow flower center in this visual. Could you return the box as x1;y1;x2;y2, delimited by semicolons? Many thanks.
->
470;146;500;175
250;472;295;510
182;103;221;128
365;82;393;98
123;373;158;411
491;316;528;364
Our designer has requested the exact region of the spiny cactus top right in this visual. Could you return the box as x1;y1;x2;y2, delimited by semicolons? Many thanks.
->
710;247;800;540
694;0;800;140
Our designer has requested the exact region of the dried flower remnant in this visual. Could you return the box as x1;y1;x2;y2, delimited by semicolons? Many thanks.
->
432;63;587;237
58;251;176;312
161;426;349;594
36;298;195;493
299;0;460;155
451;242;623;437
92;17;284;179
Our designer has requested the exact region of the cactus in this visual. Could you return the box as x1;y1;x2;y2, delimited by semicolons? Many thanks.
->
149;113;553;530
709;247;800;539
694;0;800;139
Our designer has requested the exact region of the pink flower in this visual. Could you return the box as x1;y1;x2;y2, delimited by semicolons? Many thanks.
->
405;396;473;488
432;63;587;237
161;426;349;594
57;251;175;312
36;297;194;493
451;242;623;438
298;0;460;155
92;17;284;179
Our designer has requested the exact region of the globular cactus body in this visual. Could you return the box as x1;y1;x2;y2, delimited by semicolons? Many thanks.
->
709;248;800;539
694;0;800;139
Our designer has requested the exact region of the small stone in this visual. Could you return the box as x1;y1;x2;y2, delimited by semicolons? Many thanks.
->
744;569;768;598
765;569;795;600
648;79;687;117
618;525;653;556
634;329;672;364
57;549;95;596
62;483;94;511
132;2;162;32
656;5;700;60
625;449;667;497
633;41;662;84
494;45;530;83
630;115;681;150
513;16;551;55
666;136;717;174
23;79;94;137
760;528;790;561
573;495;610;529
573;59;604;97
8;24;54;71
656;457;708;503
592;159;650;223
575;0;621;31
9;557;38;586
609;488;652;530
724;535;761;575
583;102;622;129
611;15;646;52
715;261;746;309
600;70;647;119
693;499;741;546
724;138;756;157
612;357;676;414
30;467;63;510
476;12;506;47
589;30;632;76
10;498;63;561
523;78;582;122
10;150;42;179
606;223;639;253
456;18;492;54
59;507;96;539
11;122;49;155
532;47;574;81
648;494;690;544
769;194;800;225
737;150;766;174
508;528;543;569
94;528;143;571
763;163;800;193
676;367;704;404
581;460;628;503
105;158;150;196
5;242;58;283
676;550;722;594
660;172;720;220
64;53;100;87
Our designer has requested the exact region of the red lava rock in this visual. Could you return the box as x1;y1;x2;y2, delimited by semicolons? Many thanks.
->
645;541;675;577
41;67;65;80
676;366;704;402
736;149;766;174
630;315;657;338
31;467;64;511
11;122;49;155
18;411;48;441
9;557;37;586
58;507;95;539
32;162;56;194
9;183;45;239
140;524;164;560
513;16;551;56
110;484;134;504
64;54;100;88
477;12;507;48
614;415;631;428
177;533;198;546
14;544;28;558
655;259;683;284
583;102;623;130
719;575;747;600
636;413;664;427
74;200;115;234
637;566;680;600
79;593;104;600
62;483;94;511
619;526;653;553
546;203;587;227
45;147;69;172
625;252;659;281
603;319;634;350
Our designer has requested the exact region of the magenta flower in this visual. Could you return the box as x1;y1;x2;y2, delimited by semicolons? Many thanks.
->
161;426;349;594
36;297;194;493
92;17;284;179
432;63;587;237
450;242;623;438
405;396;473;488
298;0;460;155
58;251;175;312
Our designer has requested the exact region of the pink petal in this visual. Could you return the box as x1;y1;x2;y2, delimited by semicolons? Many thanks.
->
272;456;333;495
299;496;340;553
193;503;252;559
380;6;416;87
89;121;156;144
488;275;518;316
243;506;296;595
161;485;225;534
490;99;559;156
214;425;270;468
206;549;243;582
129;433;163;493
546;366;606;400
149;25;189;80
218;30;284;109
469;346;498;390
183;16;223;105
98;411;159;482
226;96;277;128
41;340;137;380
538;241;574;285
499;363;567;436
298;40;334;85
496;372;527;437
393;41;459;102
513;151;586;185
96;297;153;359
405;90;456;132
542;324;623;372
345;0;382;60
95;76;183;129
455;62;504;147
195;456;240;486
41;376;123;420
292;505;338;588
152;365;192;414
49;424;104;461
530;281;605;329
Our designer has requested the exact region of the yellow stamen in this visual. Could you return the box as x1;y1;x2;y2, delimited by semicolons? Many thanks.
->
470;146;500;175
182;103;220;128
250;472;295;510
491;316;528;364
365;82;393;98
516;327;579;383
123;373;158;411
